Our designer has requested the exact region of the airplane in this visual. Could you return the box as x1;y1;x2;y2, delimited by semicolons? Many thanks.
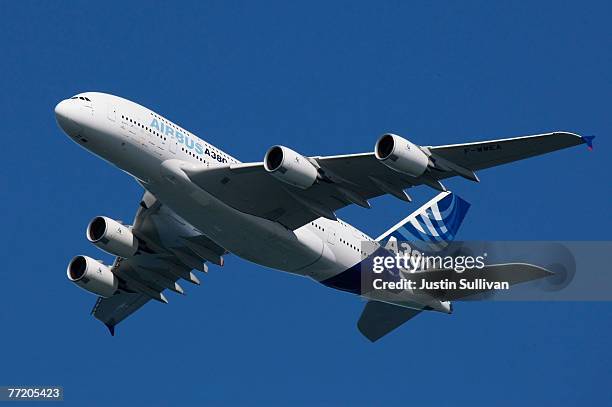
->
55;92;591;341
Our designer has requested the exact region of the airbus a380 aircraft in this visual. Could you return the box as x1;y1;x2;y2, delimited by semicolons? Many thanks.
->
55;92;591;341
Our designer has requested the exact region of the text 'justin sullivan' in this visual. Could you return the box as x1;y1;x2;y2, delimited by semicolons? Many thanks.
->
372;278;510;291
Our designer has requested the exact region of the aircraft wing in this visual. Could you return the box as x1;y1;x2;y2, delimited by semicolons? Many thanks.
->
185;131;585;230
91;291;149;335
90;191;226;335
426;131;585;172
413;262;552;301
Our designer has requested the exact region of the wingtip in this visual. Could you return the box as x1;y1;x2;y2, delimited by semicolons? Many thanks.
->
581;135;595;150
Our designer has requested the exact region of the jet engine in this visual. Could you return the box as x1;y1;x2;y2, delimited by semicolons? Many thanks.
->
374;133;429;177
264;145;318;189
86;216;138;258
67;255;118;298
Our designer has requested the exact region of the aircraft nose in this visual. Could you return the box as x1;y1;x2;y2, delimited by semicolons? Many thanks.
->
55;99;81;135
55;100;70;120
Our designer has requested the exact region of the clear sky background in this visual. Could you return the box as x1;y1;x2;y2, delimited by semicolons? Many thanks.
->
0;1;610;406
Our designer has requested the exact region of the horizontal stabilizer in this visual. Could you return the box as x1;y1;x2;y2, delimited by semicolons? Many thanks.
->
357;301;422;342
414;263;552;301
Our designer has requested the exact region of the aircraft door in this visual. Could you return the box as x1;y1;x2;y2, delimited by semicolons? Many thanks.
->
107;104;116;122
119;112;130;139
327;227;337;245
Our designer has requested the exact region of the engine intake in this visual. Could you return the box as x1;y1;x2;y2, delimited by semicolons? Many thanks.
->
264;145;318;189
67;255;118;298
87;216;138;258
374;133;429;177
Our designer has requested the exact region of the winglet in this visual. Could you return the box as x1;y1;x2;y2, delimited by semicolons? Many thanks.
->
582;135;595;151
105;323;115;336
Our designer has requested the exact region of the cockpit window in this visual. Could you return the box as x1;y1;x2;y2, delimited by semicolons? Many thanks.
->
70;96;91;101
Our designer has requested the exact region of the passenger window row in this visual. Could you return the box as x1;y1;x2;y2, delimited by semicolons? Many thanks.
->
339;237;367;255
310;221;325;232
122;115;167;141
181;147;207;163
310;220;367;255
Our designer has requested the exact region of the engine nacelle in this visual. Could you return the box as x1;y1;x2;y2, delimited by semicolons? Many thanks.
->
67;255;118;298
374;133;429;177
87;216;138;258
264;145;318;189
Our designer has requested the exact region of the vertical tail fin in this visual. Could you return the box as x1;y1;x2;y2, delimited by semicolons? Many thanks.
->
376;191;470;245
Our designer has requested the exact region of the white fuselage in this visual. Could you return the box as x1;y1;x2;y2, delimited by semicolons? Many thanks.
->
55;92;449;312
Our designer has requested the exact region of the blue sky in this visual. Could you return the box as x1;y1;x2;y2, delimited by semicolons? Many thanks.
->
1;1;610;405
